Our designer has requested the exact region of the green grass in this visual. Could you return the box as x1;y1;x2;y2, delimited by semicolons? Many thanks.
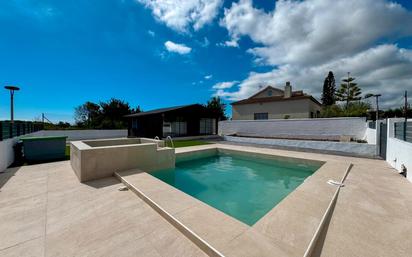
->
171;140;212;148
65;145;70;157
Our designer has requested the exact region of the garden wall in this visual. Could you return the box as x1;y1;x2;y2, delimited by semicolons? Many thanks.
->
219;117;368;141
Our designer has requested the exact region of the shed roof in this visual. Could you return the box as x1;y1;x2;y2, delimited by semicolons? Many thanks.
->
124;104;202;118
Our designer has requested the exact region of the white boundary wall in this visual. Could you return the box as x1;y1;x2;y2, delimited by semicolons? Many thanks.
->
364;120;378;145
219;117;368;140
30;129;127;141
386;118;412;182
0;129;127;173
0;137;19;173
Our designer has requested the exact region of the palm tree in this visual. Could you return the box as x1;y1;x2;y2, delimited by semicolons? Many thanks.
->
335;72;362;108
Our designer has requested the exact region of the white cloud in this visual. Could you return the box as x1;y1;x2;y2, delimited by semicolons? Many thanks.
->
212;81;238;90
148;30;155;37
137;0;223;32
216;0;412;107
204;74;213;80
217;38;239;48
164;41;192;54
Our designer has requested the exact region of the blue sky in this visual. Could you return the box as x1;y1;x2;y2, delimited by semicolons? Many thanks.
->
1;0;412;122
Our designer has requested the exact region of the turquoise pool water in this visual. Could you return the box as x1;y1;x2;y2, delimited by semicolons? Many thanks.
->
150;152;322;225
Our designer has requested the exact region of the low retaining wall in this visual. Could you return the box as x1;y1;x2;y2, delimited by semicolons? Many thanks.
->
70;138;174;182
223;136;376;157
31;129;127;141
0;138;19;172
219;117;367;140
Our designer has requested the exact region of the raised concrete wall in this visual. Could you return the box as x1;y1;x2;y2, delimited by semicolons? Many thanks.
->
365;127;377;145
31;129;127;141
219;117;367;140
0;138;19;173
223;136;376;158
70;138;174;182
386;118;412;182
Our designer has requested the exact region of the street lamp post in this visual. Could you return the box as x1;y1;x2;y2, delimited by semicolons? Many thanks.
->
4;86;20;124
365;93;381;121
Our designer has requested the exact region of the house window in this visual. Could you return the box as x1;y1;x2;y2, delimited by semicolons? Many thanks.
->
171;121;187;136
132;119;138;129
200;118;215;135
254;113;268;120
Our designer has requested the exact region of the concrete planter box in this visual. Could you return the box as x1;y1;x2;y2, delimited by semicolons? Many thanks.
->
21;136;67;162
70;138;175;182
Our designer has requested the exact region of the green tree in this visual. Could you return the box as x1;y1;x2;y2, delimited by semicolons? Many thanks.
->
74;99;138;129
205;96;227;120
99;98;134;129
74;101;101;128
335;72;362;108
321;102;370;118
321;71;336;106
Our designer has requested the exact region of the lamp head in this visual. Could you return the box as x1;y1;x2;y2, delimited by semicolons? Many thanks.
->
4;86;20;91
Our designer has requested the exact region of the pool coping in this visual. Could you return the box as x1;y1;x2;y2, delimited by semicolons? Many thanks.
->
115;144;352;257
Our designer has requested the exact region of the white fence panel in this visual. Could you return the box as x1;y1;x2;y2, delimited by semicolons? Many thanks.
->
386;118;412;182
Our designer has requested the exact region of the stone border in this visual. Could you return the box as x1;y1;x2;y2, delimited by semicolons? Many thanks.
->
114;171;225;257
303;163;353;257
116;144;351;256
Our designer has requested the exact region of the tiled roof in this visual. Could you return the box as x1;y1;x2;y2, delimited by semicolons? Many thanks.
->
231;95;321;106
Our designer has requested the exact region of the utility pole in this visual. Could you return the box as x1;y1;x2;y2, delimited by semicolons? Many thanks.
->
375;94;381;121
364;93;381;121
4;86;20;124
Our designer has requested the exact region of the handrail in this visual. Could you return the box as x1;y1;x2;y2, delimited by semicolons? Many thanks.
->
165;136;174;148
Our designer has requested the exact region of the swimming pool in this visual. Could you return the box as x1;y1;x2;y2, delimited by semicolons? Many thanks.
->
150;151;322;225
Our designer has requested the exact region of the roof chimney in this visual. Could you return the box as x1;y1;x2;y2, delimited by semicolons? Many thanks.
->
284;81;292;98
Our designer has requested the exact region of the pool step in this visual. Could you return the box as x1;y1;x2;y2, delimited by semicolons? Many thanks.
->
114;169;225;257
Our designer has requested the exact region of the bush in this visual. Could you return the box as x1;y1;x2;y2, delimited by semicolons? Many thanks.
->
321;102;370;118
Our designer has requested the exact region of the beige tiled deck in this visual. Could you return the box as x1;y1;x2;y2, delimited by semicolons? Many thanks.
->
1;143;412;257
0;161;206;257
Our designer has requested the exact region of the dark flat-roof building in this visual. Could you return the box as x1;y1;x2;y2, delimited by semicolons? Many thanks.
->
125;104;218;138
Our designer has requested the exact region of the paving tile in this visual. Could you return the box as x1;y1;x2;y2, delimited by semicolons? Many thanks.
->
0;237;44;257
253;204;321;256
146;221;207;257
144;186;200;215
222;228;298;257
174;203;248;251
0;194;46;250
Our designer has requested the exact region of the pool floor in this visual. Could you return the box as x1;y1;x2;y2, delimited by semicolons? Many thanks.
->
150;153;321;225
